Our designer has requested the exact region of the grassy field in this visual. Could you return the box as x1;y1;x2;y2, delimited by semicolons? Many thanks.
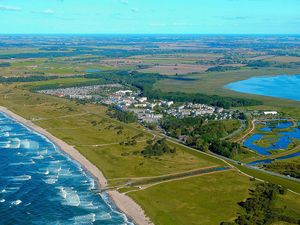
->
129;170;251;225
129;169;300;225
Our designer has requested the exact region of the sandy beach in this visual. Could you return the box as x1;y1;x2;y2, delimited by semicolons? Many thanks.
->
0;106;153;225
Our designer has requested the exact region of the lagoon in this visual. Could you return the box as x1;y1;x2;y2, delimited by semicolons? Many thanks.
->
225;75;300;101
243;121;300;155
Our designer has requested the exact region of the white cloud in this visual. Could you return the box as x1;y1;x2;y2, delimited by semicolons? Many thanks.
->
32;9;55;15
44;9;55;14
120;0;128;5
0;5;21;11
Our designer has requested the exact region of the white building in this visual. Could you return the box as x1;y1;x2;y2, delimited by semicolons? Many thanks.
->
137;97;148;103
263;111;278;116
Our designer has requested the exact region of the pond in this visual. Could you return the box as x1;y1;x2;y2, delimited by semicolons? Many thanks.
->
85;69;101;73
243;121;300;155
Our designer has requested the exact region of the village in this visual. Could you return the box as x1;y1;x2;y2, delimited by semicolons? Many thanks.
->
38;84;241;124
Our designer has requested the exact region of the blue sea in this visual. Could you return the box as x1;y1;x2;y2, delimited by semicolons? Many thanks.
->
225;75;300;101
0;112;133;225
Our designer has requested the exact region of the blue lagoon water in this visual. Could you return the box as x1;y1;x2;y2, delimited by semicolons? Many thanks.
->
0;113;133;224
248;151;300;166
243;121;300;155
225;75;300;101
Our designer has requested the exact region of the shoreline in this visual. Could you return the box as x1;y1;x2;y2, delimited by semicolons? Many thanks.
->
0;106;153;225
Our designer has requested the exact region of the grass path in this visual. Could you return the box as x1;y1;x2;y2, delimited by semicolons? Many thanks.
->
123;168;231;194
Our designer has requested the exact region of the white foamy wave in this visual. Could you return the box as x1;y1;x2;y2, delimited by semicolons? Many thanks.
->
38;149;48;155
20;139;39;149
4;132;10;137
10;175;32;181
4;187;20;192
58;168;72;177
71;213;96;224
0;199;5;203
98;212;112;220
32;155;44;160
9;159;35;166
100;193;133;224
58;187;80;207
43;175;58;184
8;138;21;148
0;126;12;132
80;201;98;210
11;200;22;205
79;196;99;210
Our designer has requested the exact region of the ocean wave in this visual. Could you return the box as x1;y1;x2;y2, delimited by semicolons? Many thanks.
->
11;200;22;205
9;159;35;166
4;187;20;192
0;199;5;203
38;149;48;155
58;187;81;207
71;213;96;224
32;155;44;160
98;212;112;220
0;126;12;132
10;175;32;181
43;175;58;184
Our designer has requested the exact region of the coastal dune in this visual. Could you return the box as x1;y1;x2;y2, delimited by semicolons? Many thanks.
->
0;106;153;225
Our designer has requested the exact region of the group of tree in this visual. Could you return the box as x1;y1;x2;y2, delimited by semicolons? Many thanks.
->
0;75;58;84
206;66;241;72
141;138;176;157
160;116;244;159
263;161;300;179
221;183;299;225
107;106;138;123
209;140;243;159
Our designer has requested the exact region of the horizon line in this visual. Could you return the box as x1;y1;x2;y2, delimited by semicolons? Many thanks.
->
1;33;300;36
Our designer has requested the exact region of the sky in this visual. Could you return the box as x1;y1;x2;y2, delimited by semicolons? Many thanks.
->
0;0;299;34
